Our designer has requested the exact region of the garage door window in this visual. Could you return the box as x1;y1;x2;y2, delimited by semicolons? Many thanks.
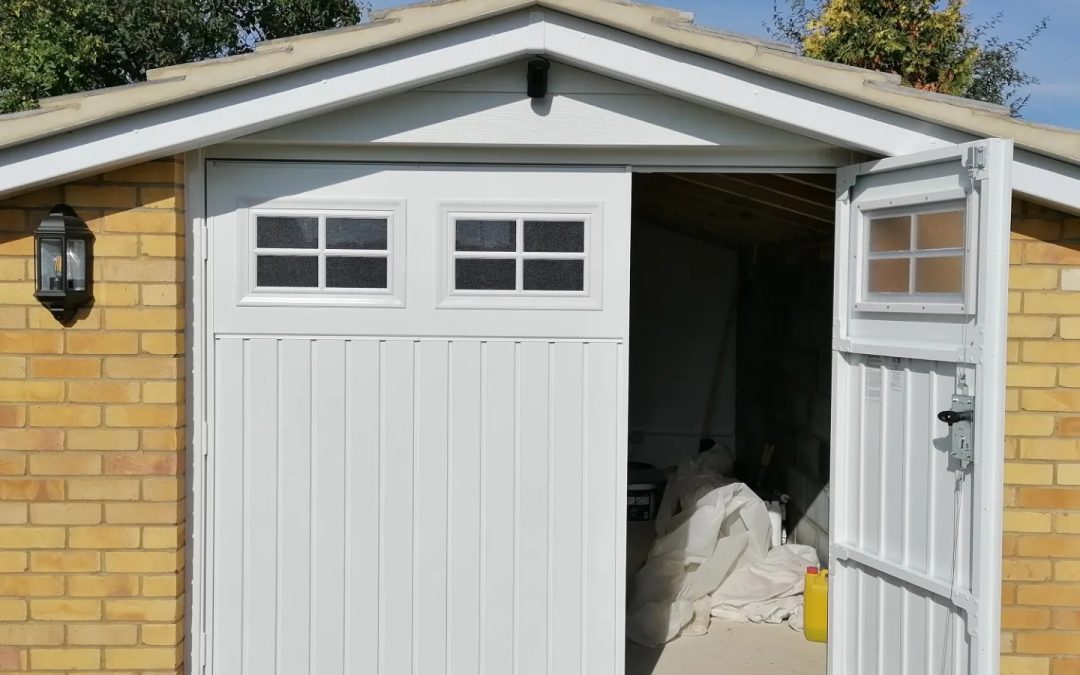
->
856;202;973;314
452;217;587;292
255;215;390;290
240;202;406;308
437;202;603;310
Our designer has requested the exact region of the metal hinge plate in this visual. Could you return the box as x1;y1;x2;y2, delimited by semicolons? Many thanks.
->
964;145;987;189
947;394;975;465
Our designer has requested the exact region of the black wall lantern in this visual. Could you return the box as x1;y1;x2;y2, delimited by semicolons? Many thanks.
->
527;56;550;98
33;204;94;324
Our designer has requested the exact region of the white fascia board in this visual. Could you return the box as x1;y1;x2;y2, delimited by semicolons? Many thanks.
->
0;12;543;198
0;8;1077;213
1012;150;1080;214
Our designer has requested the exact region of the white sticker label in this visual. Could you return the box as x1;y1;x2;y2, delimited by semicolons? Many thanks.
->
887;357;905;394
866;356;882;401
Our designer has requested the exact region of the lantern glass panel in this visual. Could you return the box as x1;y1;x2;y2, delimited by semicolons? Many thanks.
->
38;238;63;292
66;239;87;291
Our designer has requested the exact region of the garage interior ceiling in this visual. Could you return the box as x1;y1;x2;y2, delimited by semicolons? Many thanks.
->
634;173;835;244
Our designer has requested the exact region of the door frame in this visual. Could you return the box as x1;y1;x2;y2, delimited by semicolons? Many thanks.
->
187;149;1010;673
185;148;208;675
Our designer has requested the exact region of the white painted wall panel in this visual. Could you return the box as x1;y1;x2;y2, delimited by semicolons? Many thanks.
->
447;341;482;675
481;341;516;674
242;339;278;675
276;339;312;673
212;339;243;675
381;340;415;675
515;341;550;675
343;340;381;674
243;60;831;152
211;337;626;675
550;342;585;675
416;341;450;675
628;222;736;467
584;342;621;675
834;355;974;675
311;340;347;674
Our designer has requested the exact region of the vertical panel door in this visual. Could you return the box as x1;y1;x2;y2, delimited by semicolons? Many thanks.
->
204;163;631;675
830;140;1012;675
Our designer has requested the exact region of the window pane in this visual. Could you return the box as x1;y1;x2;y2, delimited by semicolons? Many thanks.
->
257;255;318;287
256;216;318;249
455;258;516;290
326;218;387;250
916;211;965;250
326;256;387;289
38;238;63;291
869;216;911;252
523;259;585;291
66;239;86;291
455;220;516;252
867;258;910;293
524;221;585;253
915;256;963;293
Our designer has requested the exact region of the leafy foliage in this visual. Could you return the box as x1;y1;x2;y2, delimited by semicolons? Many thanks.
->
0;0;370;114
769;0;1048;117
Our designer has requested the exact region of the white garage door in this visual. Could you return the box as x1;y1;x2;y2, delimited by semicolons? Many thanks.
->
830;139;1012;675
204;162;631;675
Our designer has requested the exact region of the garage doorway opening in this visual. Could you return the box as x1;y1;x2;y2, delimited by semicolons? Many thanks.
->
625;172;834;675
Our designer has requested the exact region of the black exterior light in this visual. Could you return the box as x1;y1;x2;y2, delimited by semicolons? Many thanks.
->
33;204;94;324
527;57;550;98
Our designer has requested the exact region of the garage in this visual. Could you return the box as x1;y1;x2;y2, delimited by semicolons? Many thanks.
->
201;139;1005;675
2;1;1080;674
193;26;1012;675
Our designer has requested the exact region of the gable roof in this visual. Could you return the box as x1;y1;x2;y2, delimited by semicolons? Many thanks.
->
2;0;1078;165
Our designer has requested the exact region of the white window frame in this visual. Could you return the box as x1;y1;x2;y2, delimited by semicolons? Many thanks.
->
437;200;604;310
234;197;407;308
851;191;977;315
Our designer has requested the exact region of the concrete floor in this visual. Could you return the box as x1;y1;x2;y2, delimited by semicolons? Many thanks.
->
626;620;826;675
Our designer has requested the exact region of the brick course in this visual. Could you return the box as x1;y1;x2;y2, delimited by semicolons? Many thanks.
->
1003;200;1080;675
0;158;184;674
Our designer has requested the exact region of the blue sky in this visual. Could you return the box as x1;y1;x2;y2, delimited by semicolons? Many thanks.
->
372;0;1080;129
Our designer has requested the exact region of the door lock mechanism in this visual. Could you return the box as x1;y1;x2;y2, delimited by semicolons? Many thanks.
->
937;409;973;426
938;395;975;466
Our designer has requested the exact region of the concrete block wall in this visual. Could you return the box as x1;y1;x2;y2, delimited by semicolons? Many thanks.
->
1001;200;1080;675
0;158;185;674
735;241;833;563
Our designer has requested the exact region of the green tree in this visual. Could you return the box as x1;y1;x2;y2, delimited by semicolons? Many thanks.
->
769;0;1048;117
0;0;370;114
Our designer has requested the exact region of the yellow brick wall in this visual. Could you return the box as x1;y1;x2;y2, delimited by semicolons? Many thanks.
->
0;158;185;674
1003;199;1080;675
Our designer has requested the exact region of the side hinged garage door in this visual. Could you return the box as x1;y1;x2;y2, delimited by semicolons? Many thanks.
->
830;139;1012;675
203;162;631;675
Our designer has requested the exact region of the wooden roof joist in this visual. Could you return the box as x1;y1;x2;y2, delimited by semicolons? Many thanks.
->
634;172;834;244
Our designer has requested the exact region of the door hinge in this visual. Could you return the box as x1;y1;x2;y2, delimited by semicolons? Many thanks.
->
200;633;207;673
964;145;987;190
938;394;975;467
200;223;208;261
836;166;858;202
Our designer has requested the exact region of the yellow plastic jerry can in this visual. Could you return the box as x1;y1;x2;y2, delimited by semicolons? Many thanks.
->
803;566;828;643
